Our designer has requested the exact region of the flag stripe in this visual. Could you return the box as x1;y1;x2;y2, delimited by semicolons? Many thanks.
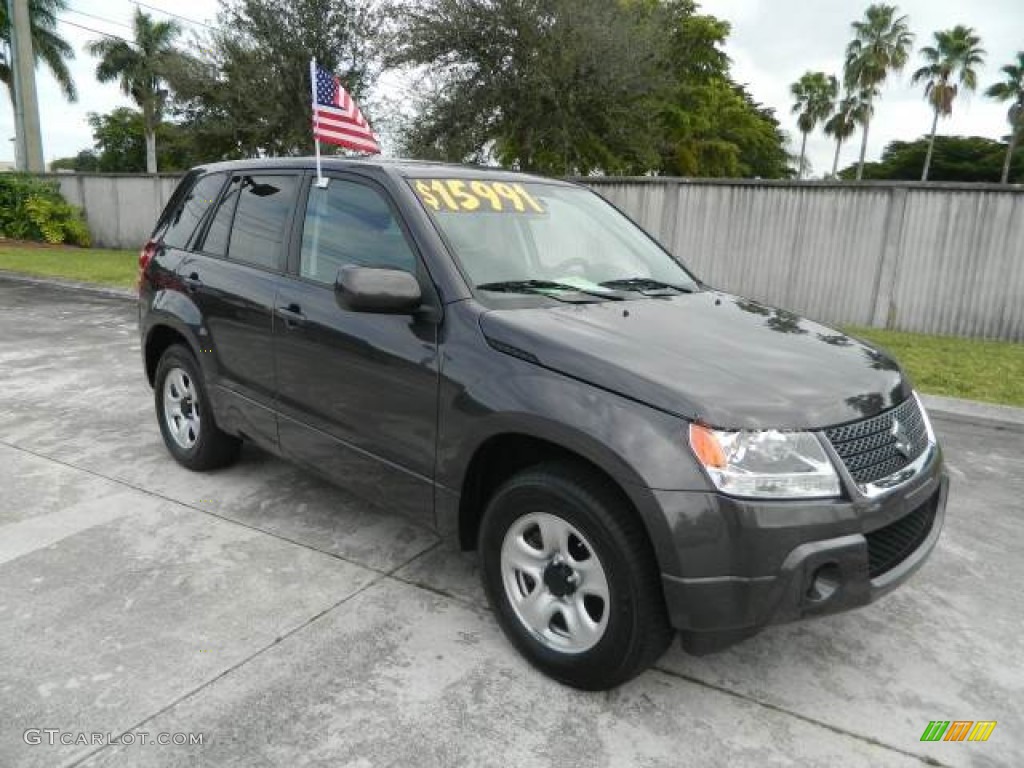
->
315;109;370;131
315;131;381;153
314;121;381;148
314;121;378;142
314;119;379;143
315;102;364;124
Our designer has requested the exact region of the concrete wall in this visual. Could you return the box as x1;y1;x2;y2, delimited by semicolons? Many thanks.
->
46;173;1024;340
585;179;1024;341
46;173;183;252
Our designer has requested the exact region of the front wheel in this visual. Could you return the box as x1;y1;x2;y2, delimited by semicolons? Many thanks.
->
479;462;673;690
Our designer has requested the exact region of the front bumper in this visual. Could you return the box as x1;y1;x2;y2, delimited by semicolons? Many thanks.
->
657;443;948;654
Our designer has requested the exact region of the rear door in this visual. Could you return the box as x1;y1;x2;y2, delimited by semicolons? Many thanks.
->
179;171;301;449
273;173;440;526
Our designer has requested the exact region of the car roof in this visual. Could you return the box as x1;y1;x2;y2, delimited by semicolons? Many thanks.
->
192;156;574;187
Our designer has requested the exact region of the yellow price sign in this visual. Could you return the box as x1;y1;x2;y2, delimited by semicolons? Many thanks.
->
413;179;546;214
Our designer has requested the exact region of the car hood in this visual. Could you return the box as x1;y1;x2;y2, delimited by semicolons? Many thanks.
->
478;291;910;430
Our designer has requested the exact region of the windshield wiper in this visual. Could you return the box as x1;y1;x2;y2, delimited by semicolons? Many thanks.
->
477;280;623;301
598;278;697;295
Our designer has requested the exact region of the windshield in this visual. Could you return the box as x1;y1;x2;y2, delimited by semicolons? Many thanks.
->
409;179;698;298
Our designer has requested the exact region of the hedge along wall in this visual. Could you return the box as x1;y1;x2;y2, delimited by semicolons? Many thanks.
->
0;174;92;246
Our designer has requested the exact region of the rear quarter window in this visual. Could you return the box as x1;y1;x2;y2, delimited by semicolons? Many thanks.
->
160;172;227;249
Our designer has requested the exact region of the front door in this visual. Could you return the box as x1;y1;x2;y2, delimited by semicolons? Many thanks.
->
273;174;440;526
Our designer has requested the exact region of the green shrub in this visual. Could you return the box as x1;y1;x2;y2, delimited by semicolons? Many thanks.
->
0;174;92;247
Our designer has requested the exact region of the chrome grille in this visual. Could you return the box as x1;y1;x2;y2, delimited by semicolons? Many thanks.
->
824;398;930;485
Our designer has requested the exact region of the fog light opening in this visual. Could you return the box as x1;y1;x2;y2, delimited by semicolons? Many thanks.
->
806;563;842;603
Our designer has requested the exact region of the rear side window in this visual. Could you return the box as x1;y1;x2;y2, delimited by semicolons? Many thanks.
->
161;173;226;249
227;175;298;271
299;179;417;285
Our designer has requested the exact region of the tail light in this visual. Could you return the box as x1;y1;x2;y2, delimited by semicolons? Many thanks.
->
138;239;158;292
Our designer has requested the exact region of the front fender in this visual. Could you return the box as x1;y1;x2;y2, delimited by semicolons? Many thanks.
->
436;321;713;576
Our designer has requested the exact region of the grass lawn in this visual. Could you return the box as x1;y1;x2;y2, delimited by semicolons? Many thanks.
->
0;242;136;288
848;326;1024;408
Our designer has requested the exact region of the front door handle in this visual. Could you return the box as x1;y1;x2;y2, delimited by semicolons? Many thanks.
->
278;303;306;328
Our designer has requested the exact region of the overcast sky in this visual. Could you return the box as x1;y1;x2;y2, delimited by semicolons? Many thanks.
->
2;0;1022;176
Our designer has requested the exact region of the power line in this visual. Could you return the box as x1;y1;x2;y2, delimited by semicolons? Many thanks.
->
56;17;136;46
64;6;134;32
130;1;216;31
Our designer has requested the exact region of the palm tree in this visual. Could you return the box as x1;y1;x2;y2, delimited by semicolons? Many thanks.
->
0;0;76;105
87;9;183;174
986;52;1024;184
912;26;986;181
791;72;839;179
844;4;914;180
824;89;873;178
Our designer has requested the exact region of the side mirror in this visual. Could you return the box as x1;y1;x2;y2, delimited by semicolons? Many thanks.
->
335;266;422;314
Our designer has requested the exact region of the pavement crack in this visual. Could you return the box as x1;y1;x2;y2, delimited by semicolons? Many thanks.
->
61;571;390;768
0;437;439;580
60;541;448;768
652;664;951;767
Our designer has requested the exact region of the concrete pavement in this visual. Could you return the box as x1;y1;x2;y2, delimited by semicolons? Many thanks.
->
0;279;1021;767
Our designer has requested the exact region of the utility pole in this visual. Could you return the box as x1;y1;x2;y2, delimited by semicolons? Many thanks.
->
7;0;45;172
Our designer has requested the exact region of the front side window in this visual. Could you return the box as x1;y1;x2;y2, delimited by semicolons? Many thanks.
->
409;178;698;299
299;179;417;285
227;175;299;271
161;172;226;249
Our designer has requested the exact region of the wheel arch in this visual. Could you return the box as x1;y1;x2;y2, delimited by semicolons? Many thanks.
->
453;424;679;575
144;319;201;387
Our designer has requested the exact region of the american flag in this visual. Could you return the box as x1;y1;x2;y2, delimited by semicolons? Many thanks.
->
311;64;380;154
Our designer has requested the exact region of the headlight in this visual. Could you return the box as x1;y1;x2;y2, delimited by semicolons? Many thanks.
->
689;424;840;499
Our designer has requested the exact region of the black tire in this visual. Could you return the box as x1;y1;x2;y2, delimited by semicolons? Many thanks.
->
154;344;241;471
479;461;673;690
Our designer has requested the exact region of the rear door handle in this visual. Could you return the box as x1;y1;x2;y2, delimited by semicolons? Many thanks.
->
278;303;306;328
183;272;202;292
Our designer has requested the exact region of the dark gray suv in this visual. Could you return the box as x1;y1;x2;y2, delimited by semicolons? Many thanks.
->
139;157;948;690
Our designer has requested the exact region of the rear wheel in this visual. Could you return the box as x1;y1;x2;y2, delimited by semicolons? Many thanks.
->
479;462;673;690
154;344;240;470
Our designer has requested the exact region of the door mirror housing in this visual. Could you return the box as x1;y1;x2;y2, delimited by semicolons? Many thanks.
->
335;266;422;314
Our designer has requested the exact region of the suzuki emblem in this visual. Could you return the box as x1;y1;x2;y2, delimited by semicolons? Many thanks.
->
891;418;913;458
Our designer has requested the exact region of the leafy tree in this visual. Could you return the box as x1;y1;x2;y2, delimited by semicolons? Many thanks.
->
790;71;839;179
655;1;792;178
839;135;1022;182
912;26;985;181
86;108;200;172
985;52;1024;184
87;9;185;173
52;108;203;173
844;4;914;180
169;0;379;159
393;0;667;174
0;0;76;104
824;88;872;177
391;0;791;177
50;150;99;172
